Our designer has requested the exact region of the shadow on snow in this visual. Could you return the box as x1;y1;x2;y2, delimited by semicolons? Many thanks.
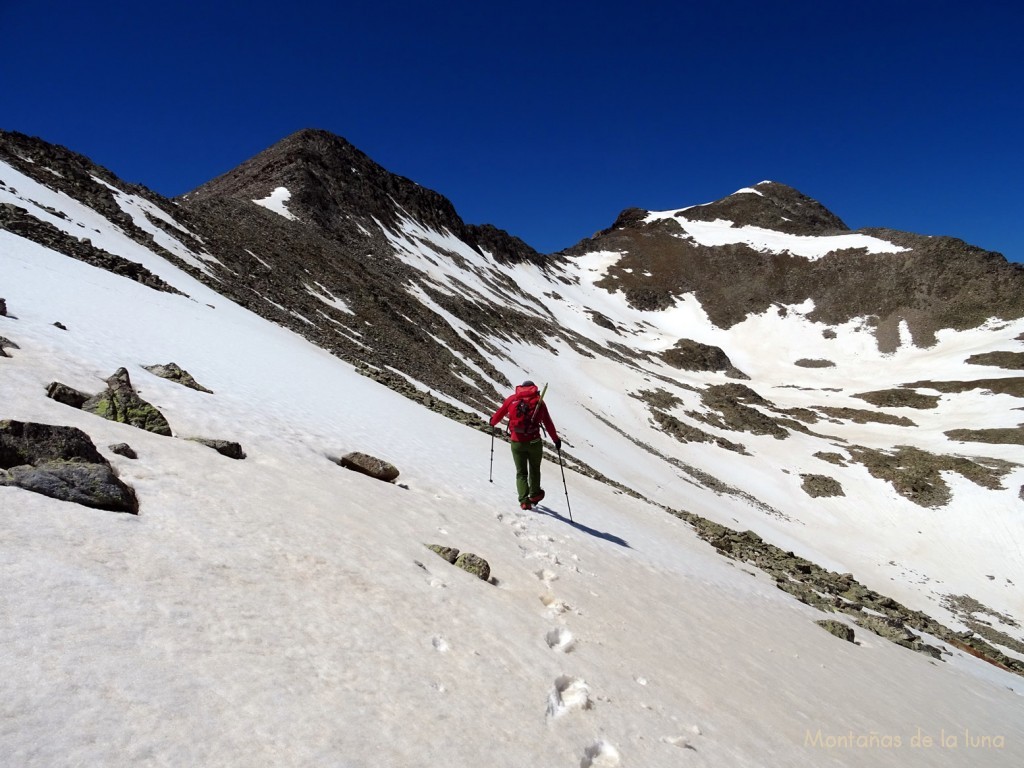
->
532;504;631;549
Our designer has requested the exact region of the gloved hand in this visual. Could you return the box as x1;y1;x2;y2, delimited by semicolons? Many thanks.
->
554;437;562;451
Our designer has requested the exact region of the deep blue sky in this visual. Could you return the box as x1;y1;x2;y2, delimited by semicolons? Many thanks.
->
3;1;1022;260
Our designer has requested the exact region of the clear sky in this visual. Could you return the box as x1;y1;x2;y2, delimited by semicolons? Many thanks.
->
2;1;1022;260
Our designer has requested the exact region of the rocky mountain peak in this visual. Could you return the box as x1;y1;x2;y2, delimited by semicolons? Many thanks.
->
680;181;850;235
183;128;542;264
565;181;1024;347
185;128;451;234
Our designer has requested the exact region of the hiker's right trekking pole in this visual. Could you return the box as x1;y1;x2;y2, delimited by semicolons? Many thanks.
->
489;428;495;483
557;445;573;522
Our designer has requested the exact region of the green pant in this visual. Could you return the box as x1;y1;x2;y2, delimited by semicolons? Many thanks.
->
510;439;544;504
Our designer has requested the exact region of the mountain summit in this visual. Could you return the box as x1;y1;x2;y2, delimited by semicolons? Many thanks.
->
568;183;1024;350
186;128;542;265
187;128;465;237
677;181;850;235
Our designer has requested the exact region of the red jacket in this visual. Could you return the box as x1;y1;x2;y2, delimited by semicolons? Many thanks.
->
490;384;559;443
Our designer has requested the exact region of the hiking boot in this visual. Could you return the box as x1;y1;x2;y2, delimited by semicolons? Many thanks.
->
520;502;532;510
529;490;545;504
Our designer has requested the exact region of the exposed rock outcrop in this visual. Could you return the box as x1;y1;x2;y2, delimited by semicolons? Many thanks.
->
424;544;491;581
0;203;184;295
671;513;1024;674
336;451;400;482
144;363;214;393
662;339;748;379
187;438;246;459
82;368;172;436
0;335;17;357
846;445;1016;508
109;443;138;459
0;420;138;513
853;389;940;409
800;474;845;498
965;351;1024;370
570;184;1024;351
816;619;855;643
426;544;460;564
454;552;491;582
680;182;849;236
46;381;90;408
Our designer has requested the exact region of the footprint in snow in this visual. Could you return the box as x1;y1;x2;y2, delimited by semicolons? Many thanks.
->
534;567;559;584
539;593;576;617
661;725;702;750
413;559;447;589
580;740;620;767
546;675;593;719
545;627;575;653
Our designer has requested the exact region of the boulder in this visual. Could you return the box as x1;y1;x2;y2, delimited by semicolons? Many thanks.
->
426;544;460;564
0;420;138;513
662;339;748;379
816;619;855;643
337;451;400;482
82;368;172;436
46;381;91;408
143;362;214;393
0;419;106;465
0;297;6;316
188;438;245;460
0;335;18;357
454;552;491;582
109;443;138;459
53;322;67;331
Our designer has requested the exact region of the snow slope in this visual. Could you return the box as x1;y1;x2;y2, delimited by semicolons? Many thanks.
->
3;201;1024;766
372;210;1024;645
643;208;909;259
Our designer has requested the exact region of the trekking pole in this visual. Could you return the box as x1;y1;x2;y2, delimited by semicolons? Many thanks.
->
557;445;573;522
489;428;495;483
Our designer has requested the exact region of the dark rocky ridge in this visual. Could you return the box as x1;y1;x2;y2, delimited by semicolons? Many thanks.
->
679;182;850;235
185;128;545;266
0;130;202;281
169;129;585;413
0;202;183;295
567;183;1024;352
0;129;574;416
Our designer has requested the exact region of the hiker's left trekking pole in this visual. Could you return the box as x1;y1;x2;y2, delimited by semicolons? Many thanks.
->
557;445;573;522
489;428;495;483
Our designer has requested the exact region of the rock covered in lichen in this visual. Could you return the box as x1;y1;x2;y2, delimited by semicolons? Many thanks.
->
816;619;855;643
82;368;172;436
426;544;460;564
454;552;490;581
0;420;138;513
143;362;214;393
46;381;91;408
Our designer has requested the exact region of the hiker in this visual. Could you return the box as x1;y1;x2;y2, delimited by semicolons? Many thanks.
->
490;380;561;510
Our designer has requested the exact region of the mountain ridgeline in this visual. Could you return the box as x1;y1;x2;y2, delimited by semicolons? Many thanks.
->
3;127;1024;411
569;183;1024;352
5;126;1024;680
